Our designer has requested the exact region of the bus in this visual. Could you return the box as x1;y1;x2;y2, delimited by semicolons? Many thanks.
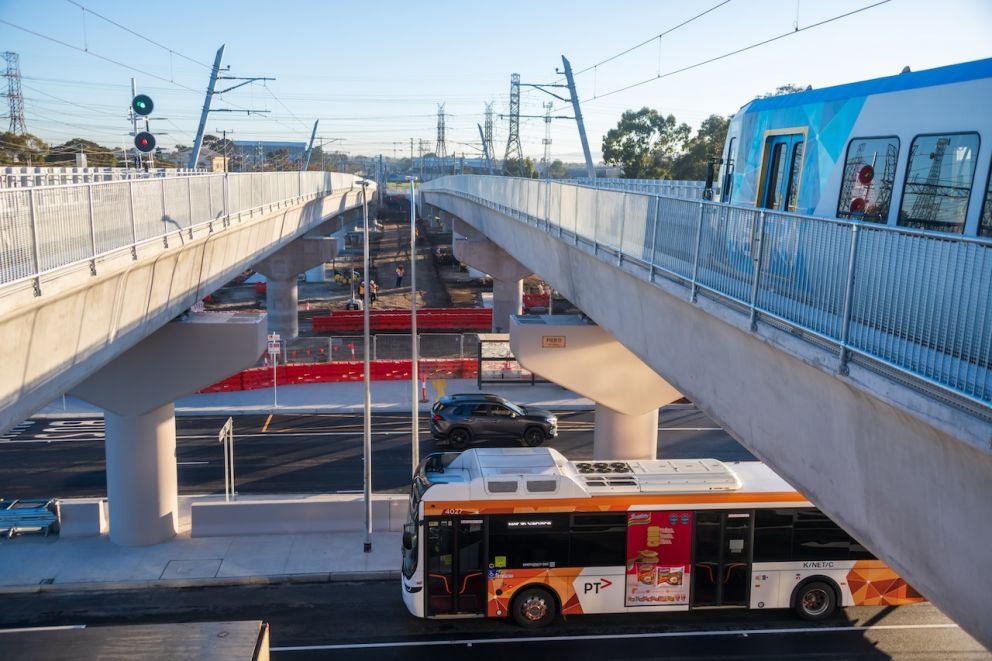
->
400;447;925;628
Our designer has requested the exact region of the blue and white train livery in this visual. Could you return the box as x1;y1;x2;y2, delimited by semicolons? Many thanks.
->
716;58;992;238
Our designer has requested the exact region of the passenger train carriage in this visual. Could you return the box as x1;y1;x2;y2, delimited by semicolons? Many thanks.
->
716;58;992;237
400;448;924;627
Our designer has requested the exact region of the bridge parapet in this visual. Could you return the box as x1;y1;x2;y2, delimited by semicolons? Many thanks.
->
0;171;365;300
423;175;992;418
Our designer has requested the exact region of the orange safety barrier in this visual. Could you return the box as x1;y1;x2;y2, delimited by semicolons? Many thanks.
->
523;293;550;309
312;308;493;333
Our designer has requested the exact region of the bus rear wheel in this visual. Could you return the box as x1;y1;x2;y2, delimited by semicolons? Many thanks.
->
511;587;557;628
794;581;836;621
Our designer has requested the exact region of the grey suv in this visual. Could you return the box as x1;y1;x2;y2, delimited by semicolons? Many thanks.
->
430;393;558;449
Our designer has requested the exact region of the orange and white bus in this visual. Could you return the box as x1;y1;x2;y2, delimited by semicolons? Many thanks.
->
400;448;924;628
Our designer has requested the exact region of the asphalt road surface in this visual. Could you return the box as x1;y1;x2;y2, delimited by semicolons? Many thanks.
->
0;582;986;660
0;407;751;499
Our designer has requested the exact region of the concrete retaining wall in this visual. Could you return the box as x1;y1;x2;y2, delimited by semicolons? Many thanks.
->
190;495;407;537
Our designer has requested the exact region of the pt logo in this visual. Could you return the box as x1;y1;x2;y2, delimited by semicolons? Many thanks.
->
583;578;613;594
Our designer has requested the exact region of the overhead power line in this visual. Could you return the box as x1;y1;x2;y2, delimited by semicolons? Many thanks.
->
64;0;212;71
570;0;892;105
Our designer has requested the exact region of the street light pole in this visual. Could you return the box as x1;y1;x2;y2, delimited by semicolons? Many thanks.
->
359;179;373;553
407;176;419;473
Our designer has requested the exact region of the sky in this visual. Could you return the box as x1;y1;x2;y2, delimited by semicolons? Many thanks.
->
1;0;990;163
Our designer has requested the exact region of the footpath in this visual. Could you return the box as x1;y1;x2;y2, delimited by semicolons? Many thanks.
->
1;379;593;594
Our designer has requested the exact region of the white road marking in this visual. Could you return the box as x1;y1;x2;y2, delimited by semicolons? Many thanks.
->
270;623;960;651
0;625;87;634
177;461;210;465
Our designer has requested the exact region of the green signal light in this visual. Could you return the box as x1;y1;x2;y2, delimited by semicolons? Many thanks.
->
131;94;154;116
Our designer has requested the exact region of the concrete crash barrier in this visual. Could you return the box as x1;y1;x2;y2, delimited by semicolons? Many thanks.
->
190;494;407;537
58;498;109;538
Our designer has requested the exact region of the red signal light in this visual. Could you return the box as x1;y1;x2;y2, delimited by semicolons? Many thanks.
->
134;131;156;153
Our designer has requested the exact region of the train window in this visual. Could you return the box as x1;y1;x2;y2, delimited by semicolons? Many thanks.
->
898;133;980;234
980;166;992;238
836;137;900;223
785;141;804;212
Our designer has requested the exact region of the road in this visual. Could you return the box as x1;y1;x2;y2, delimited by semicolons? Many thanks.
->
0;406;751;499
0;582;986;660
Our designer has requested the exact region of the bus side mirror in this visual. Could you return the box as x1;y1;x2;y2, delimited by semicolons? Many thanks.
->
402;528;413;550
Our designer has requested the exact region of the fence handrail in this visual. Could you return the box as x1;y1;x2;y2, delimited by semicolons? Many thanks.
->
421;175;992;414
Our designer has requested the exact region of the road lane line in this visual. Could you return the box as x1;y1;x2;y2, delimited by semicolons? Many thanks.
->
261;414;273;433
270;623;960;651
0;625;87;634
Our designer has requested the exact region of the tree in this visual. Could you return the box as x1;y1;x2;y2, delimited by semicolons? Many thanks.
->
760;84;807;98
671;114;731;181
0;131;47;165
601;107;691;179
549;159;567;179
503;157;539;178
46;138;117;167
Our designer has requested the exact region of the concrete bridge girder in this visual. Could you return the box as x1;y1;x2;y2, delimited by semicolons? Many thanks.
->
0;188;364;435
423;189;992;648
509;315;683;459
70;313;266;546
255;236;339;340
452;219;530;332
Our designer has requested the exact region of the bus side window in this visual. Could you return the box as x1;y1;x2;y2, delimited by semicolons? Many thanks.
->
753;509;793;562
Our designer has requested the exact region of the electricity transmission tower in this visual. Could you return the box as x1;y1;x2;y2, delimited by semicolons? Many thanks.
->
484;102;496;169
503;73;524;172
542;102;553;179
435;103;448;175
2;52;27;135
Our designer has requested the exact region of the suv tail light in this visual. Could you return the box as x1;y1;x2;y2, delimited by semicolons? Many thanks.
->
432;413;443;422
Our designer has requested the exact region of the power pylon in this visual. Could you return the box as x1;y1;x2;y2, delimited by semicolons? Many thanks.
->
541;102;553;180
435;103;447;171
503;73;523;172
2;52;27;135
484;101;496;169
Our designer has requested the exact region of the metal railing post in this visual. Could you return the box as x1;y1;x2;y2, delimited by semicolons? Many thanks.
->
748;210;766;331
647;196;661;283
838;223;862;374
186;175;194;239
28;188;42;295
160;177;168;248
689;201;705;300
617;193;626;267
127;180;138;259
87;184;97;275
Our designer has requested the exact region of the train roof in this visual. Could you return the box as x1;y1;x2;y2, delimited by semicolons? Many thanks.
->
742;57;992;114
420;447;801;503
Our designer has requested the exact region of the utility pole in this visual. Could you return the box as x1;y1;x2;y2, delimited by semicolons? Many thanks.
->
435;103;447;176
410;137;414;161
484;101;495;172
302;119;319;171
1;51;26;135
216;128;233;172
542;101;553;180
189;45;273;170
559;55;596;179
478;123;493;174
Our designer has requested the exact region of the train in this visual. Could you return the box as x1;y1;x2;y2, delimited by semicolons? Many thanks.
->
713;57;992;238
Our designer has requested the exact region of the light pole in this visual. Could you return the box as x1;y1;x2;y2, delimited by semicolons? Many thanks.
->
358;179;373;553
407;176;419;473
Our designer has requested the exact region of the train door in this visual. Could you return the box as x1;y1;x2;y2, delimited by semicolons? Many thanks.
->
691;511;753;608
425;517;487;616
760;133;805;212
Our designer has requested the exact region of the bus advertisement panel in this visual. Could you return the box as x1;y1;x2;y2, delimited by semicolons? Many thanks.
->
625;511;692;606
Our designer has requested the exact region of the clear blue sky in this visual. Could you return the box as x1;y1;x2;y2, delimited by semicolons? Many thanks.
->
1;0;990;162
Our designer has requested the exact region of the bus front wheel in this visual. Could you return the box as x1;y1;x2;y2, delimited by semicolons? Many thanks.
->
511;587;557;628
793;581;837;621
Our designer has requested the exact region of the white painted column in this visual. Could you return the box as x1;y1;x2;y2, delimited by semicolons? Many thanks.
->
104;403;178;546
492;278;523;332
592;405;659;460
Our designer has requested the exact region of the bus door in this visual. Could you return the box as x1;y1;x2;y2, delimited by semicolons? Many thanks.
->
759;133;804;212
691;511;752;608
425;517;487;616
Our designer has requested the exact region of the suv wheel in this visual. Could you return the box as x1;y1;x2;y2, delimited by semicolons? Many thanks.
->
448;428;470;450
523;427;545;447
